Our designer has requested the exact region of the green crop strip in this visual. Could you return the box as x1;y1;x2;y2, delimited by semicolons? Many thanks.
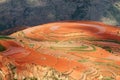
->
50;45;96;52
0;35;15;39
91;39;120;44
78;58;89;63
70;45;96;51
95;62;120;69
102;76;115;80
29;44;35;48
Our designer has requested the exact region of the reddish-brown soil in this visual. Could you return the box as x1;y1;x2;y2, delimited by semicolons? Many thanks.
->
0;21;120;80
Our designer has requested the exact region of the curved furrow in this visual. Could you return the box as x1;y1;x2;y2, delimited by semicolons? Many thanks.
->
85;68;100;80
90;71;100;80
100;69;117;79
79;73;87;80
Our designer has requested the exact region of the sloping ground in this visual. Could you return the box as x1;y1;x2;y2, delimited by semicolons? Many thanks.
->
0;0;120;33
0;21;120;80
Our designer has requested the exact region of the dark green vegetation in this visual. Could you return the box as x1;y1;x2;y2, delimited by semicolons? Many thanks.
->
0;35;14;52
101;46;112;53
0;44;6;52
